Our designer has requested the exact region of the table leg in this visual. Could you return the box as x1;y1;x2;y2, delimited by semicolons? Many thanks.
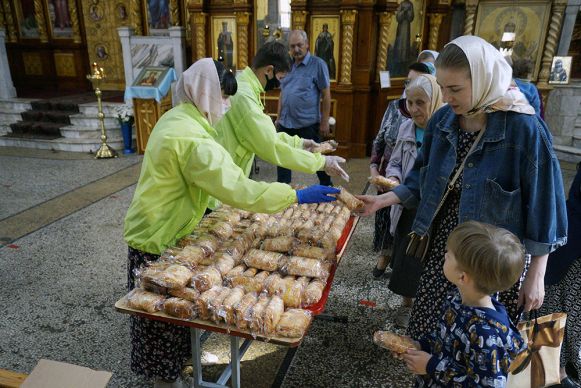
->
230;336;240;388
191;328;203;388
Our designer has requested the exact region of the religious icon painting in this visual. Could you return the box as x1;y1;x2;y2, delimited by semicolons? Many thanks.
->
549;56;572;85
15;0;40;39
211;16;238;71
96;44;108;60
46;0;74;38
116;4;128;21
310;16;340;82
133;66;170;88
89;4;104;22
254;0;291;54
145;0;172;36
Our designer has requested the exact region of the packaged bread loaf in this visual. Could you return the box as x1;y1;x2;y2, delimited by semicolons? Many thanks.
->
169;287;200;302
369;175;399;190
163;297;196;319
246;270;270;293
262;237;298;253
263;295;284;335
282;276;308;308
336;187;364;211
214;255;235;276
276;309;312;338
151;264;193;289
127;288;165;313
249;295;270;334
225;264;247;283
311;140;338;154
243;249;283;272
193;234;219;256
235;292;258;330
173;246;206;267
191;266;222;293
209;221;234;240
263;273;283;295
210;287;233;323
196;287;223;320
221;287;245;326
284;256;330;279
373;331;419;354
292;245;335;261
304;280;326;305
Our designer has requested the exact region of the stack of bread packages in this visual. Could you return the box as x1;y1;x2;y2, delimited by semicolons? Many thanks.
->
126;188;361;339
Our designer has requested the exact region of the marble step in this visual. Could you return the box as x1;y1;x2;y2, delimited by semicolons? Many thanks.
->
60;124;123;139
0;98;39;112
68;113;119;128
78;101;125;117
0;134;127;153
0;111;23;125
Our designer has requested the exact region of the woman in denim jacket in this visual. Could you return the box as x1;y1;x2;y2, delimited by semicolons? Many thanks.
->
357;35;568;340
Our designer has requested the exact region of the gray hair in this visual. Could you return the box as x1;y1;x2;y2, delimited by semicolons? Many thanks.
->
290;29;308;42
405;76;432;100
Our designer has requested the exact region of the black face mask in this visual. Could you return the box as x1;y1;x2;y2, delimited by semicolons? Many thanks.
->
264;72;280;91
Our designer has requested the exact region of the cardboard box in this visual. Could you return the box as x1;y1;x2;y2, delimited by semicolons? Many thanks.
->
21;359;112;388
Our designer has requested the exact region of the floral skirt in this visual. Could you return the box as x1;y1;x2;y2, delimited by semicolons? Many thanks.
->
373;205;393;255
127;247;190;380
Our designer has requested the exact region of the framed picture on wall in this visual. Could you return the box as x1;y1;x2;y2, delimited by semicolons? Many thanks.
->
474;0;551;80
254;0;291;54
211;16;237;70
133;66;170;88
384;0;427;79
45;0;74;39
144;0;172;36
310;15;340;82
548;56;572;84
14;0;40;38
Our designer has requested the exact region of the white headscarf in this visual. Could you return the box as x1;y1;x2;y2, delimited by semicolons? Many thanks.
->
173;58;224;125
405;74;444;120
448;35;534;116
418;50;439;61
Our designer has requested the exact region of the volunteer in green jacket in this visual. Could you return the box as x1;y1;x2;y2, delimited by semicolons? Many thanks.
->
123;58;339;387
214;41;348;191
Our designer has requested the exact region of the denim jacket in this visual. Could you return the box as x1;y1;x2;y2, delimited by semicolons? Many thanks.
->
392;105;568;256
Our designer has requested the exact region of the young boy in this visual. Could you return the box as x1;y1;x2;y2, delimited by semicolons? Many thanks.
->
402;221;527;387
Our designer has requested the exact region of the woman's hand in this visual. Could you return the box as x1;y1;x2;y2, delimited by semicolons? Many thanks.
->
518;254;548;311
402;349;431;375
370;166;384;193
355;192;400;216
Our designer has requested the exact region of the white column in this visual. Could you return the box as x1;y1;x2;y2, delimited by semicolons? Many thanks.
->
557;0;581;56
169;26;186;77
118;27;136;88
0;28;17;98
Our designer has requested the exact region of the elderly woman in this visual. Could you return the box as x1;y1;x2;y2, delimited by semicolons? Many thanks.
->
357;35;567;340
386;74;443;328
124;58;338;387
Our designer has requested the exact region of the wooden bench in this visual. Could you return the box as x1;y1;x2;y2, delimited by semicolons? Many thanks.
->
0;368;28;388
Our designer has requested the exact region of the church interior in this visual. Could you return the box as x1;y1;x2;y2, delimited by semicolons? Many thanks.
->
0;0;580;387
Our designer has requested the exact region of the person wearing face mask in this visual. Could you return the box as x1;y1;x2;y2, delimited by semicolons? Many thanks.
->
213;41;348;203
275;30;336;186
356;35;567;341
124;58;339;388
386;74;444;328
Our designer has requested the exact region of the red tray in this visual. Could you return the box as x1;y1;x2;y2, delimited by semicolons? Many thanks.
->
304;215;359;315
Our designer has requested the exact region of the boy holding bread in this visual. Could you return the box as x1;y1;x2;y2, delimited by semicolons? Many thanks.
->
375;221;527;386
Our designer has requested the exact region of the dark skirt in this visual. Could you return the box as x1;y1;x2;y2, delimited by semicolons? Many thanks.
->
373;204;393;254
127;246;190;380
388;207;422;298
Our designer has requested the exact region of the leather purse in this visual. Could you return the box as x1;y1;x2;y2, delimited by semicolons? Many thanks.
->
405;129;485;264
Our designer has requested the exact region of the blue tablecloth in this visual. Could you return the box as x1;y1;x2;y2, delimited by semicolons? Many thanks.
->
125;68;177;103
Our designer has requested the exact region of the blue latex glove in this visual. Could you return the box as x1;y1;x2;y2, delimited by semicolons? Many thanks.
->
296;185;340;204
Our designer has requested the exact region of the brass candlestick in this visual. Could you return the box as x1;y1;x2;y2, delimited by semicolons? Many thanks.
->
87;62;117;159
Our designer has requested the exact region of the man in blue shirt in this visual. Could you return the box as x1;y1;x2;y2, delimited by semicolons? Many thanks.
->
276;30;333;186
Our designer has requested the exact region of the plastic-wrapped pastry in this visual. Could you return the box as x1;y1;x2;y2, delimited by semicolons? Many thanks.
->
225;264;247;283
209;221;234;240
263;273;283;295
282;276;308;308
284;256;330;279
373;331;419;354
335;187;364;211
230;273;255;290
242;267;258;277
282;207;295;220
210;287;233;323
196;287;223;320
369;175;399;190
262;237;298;253
263;295;284;335
235;292;257;330
220;287;245;326
304;280;325;305
169;287;200;302
214;255;235;276
331;205;342;215
250;212;268;222
127;288;165;313
173;246;206;267
193;234;219;256
249;295;270;334
313;212;327;226
311;139;338;155
163;297;196;319
150;264;193;289
191;266;222;292
243;249;283;272
246;270;270;293
276;309;312;338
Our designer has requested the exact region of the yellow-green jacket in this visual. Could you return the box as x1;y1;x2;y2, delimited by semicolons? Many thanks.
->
214;67;326;176
124;103;297;255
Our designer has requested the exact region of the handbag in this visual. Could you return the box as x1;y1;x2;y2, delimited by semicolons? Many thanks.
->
405;128;486;264
507;310;567;388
